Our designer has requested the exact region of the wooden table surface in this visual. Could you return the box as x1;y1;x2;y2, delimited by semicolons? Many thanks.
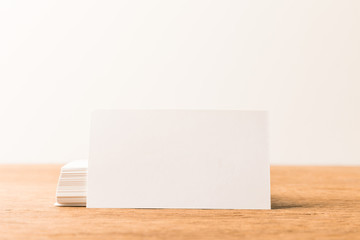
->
1;165;359;240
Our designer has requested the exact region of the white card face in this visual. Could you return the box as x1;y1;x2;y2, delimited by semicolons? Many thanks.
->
88;110;270;209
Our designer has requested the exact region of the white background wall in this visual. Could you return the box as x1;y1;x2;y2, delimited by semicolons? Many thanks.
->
0;0;359;165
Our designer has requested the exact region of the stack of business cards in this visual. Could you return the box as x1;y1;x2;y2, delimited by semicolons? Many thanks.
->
55;160;87;207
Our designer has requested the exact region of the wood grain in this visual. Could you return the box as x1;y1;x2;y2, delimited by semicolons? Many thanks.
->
0;165;359;240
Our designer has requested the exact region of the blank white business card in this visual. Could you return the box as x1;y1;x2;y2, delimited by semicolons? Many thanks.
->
87;110;270;209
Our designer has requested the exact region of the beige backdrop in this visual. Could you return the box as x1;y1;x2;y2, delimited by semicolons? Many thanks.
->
0;0;359;165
